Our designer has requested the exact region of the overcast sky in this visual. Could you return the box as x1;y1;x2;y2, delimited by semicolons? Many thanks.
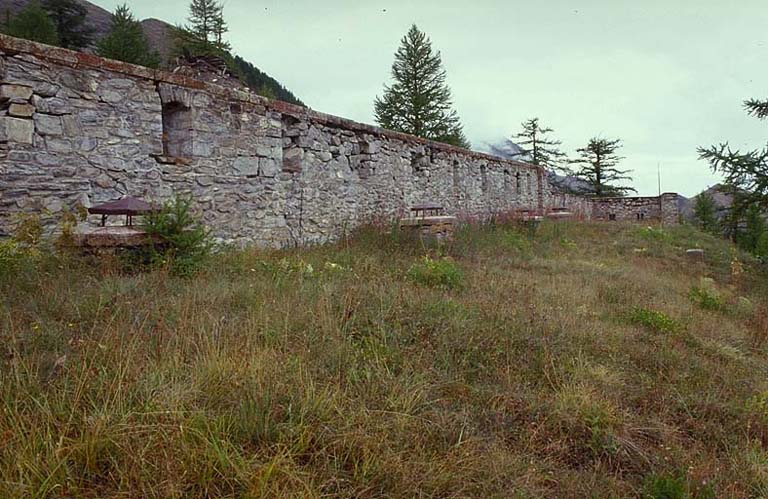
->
97;0;768;196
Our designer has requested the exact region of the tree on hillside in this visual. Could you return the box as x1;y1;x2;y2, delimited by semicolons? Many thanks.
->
698;98;768;243
570;137;636;197
230;55;304;106
737;204;767;253
4;2;58;45
374;24;469;149
692;191;720;235
509;118;567;171
756;231;768;260
98;4;159;68
41;0;92;49
177;0;229;54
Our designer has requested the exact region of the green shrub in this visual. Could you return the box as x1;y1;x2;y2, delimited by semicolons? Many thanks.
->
406;256;463;290
639;226;671;242
756;231;768;261
0;238;22;273
642;474;690;499
560;237;578;250
144;195;214;277
13;212;44;246
688;286;725;311
628;307;682;334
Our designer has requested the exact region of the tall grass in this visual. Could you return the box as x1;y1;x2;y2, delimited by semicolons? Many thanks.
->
0;220;767;497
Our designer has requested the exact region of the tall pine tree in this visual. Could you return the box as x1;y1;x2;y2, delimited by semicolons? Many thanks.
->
98;4;159;68
570;137;636;197
4;2;59;45
41;0;92;49
374;24;469;149
509;118;566;170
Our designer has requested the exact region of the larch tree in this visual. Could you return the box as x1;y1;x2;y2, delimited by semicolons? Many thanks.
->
5;2;59;45
374;24;470;149
187;0;229;51
509;118;567;171
698;98;768;227
98;4;160;68
570;137;636;197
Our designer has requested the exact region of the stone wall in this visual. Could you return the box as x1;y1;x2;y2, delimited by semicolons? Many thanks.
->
592;193;680;224
0;35;679;247
0;35;551;247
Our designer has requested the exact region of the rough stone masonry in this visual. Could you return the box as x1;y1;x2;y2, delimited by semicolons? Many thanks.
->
0;34;678;247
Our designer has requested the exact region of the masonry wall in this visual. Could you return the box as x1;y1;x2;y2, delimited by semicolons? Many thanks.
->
0;35;551;247
592;194;680;224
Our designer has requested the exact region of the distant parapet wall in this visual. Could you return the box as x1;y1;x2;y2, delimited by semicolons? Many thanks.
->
0;34;554;246
592;193;680;224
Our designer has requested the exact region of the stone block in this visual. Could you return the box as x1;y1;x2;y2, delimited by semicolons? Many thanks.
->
196;176;214;186
8;103;35;118
2;117;34;144
233;156;259;176
35;114;63;135
361;139;381;154
0;84;32;101
34;82;60;97
46;137;74;153
686;248;704;261
192;141;213;158
259;158;279;178
283;147;303;173
62;115;82;136
32;96;72;115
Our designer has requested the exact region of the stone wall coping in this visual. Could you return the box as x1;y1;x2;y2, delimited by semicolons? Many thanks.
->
0;34;542;172
593;194;677;202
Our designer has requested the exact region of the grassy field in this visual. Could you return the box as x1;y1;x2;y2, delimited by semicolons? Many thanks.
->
1;220;767;498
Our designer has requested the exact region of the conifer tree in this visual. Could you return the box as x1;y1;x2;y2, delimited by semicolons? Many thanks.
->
374;24;469;149
509;118;567;170
570;137;636;197
182;0;229;52
98;4;159;68
4;2;58;45
699;98;768;218
738;204;767;252
41;0;92;49
692;191;720;235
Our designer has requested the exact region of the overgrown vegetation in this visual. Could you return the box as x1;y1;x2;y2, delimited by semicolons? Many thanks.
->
406;255;464;289
1;220;767;496
143;195;214;276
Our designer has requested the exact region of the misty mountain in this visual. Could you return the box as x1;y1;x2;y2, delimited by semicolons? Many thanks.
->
482;138;593;194
0;0;304;105
678;184;735;221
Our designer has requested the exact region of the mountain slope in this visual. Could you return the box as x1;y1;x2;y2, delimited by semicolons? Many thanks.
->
0;0;304;106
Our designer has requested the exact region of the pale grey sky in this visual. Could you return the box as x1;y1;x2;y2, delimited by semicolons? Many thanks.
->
97;0;768;196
